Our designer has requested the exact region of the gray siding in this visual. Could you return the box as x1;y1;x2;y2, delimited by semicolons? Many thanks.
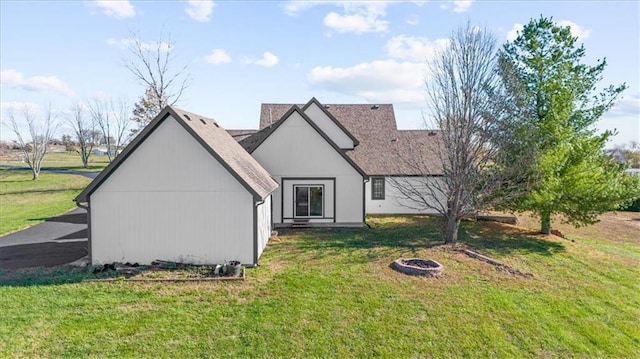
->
251;111;364;225
366;177;445;215
256;195;272;259
303;102;355;149
90;116;254;265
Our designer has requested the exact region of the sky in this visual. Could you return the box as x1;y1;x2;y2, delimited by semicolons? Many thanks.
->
1;0;638;147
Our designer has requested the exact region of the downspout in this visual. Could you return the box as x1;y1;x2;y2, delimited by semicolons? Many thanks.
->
252;197;266;267
75;200;92;264
363;177;370;228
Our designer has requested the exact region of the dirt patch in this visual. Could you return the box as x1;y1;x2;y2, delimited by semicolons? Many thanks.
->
516;211;640;245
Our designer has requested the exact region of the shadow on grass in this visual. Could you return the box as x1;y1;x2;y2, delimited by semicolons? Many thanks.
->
3;188;86;195
276;215;565;263
0;266;103;286
458;221;565;256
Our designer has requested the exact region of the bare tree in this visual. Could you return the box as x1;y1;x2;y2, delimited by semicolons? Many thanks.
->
4;104;58;180
125;31;190;130
67;103;100;168
88;98;133;162
389;24;535;244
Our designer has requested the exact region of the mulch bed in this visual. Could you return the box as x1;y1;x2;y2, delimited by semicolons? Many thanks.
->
88;260;245;282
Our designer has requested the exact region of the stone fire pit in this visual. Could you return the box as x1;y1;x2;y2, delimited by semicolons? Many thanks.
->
391;258;443;277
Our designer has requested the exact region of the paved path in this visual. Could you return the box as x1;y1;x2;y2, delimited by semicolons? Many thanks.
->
0;208;88;269
0;165;99;179
0;166;96;269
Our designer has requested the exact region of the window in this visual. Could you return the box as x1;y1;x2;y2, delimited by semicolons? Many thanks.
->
371;177;385;200
295;186;323;217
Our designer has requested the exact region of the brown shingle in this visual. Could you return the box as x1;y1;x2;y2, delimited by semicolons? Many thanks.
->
227;129;257;142
258;102;442;175
75;106;277;203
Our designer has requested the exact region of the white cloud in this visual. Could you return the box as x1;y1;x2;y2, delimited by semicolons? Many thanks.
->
91;0;135;19
282;1;389;34
247;52;279;67
440;0;474;13
608;93;640;118
107;38;172;52
0;101;40;113
323;3;389;34
308;60;426;103
0;69;74;96
506;23;523;41
558;20;591;40
406;14;419;26
185;0;215;22
283;1;320;16
204;49;232;64
385;35;449;62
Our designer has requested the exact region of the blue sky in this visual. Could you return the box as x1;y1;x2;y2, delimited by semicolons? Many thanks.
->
1;1;638;146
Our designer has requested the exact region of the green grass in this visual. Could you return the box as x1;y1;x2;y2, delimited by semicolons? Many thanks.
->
0;151;110;172
0;170;92;235
1;215;638;357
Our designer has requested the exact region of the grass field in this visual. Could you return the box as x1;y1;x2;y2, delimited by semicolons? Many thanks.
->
1;214;638;357
0;150;110;172
0;170;92;235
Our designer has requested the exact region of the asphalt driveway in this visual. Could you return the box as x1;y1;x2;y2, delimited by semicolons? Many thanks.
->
0;208;88;269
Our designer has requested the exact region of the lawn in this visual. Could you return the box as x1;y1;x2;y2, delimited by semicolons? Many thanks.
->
1;214;638;357
0;170;92;235
0;150;110;172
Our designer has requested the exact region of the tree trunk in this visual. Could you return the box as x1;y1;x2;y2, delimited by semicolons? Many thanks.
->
540;211;551;234
444;215;460;244
32;169;40;181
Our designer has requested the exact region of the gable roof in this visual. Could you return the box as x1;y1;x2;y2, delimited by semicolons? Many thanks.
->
258;102;442;176
227;129;257;142
300;97;360;146
240;105;367;177
75;106;278;203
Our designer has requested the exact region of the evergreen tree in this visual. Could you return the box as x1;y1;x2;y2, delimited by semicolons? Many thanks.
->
499;16;640;233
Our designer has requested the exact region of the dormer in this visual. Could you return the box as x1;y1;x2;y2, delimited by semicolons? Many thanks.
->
301;97;359;150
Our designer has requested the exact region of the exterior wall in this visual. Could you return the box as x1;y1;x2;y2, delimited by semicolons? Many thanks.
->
90;116;255;265
256;195;271;259
366;177;445;215
251;111;364;226
303;102;355;149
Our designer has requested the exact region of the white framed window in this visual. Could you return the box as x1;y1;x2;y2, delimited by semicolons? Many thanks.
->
371;177;385;200
294;185;324;217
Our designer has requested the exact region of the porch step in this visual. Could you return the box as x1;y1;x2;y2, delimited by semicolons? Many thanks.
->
292;219;311;228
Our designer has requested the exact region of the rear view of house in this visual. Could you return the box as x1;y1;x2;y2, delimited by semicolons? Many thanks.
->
75;106;278;266
252;98;444;216
240;103;367;227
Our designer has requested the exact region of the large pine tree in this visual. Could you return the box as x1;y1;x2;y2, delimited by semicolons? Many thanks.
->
499;16;640;233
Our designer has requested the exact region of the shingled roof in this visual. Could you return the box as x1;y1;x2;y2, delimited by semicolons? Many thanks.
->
75;106;278;203
258;101;442;176
227;129;257;142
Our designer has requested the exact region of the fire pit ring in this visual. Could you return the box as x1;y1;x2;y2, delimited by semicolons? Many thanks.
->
391;258;443;277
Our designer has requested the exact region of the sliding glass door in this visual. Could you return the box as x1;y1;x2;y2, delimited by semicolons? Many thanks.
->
294;185;323;217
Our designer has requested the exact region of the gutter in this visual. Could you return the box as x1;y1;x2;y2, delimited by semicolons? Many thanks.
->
74;199;92;264
253;197;266;266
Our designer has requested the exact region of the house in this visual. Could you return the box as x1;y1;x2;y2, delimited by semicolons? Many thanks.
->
244;98;443;215
75;106;278;266
240;103;367;227
93;147;121;157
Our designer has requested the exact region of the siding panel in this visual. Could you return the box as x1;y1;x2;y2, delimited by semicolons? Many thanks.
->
90;116;254;265
252;112;363;225
366;177;445;214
